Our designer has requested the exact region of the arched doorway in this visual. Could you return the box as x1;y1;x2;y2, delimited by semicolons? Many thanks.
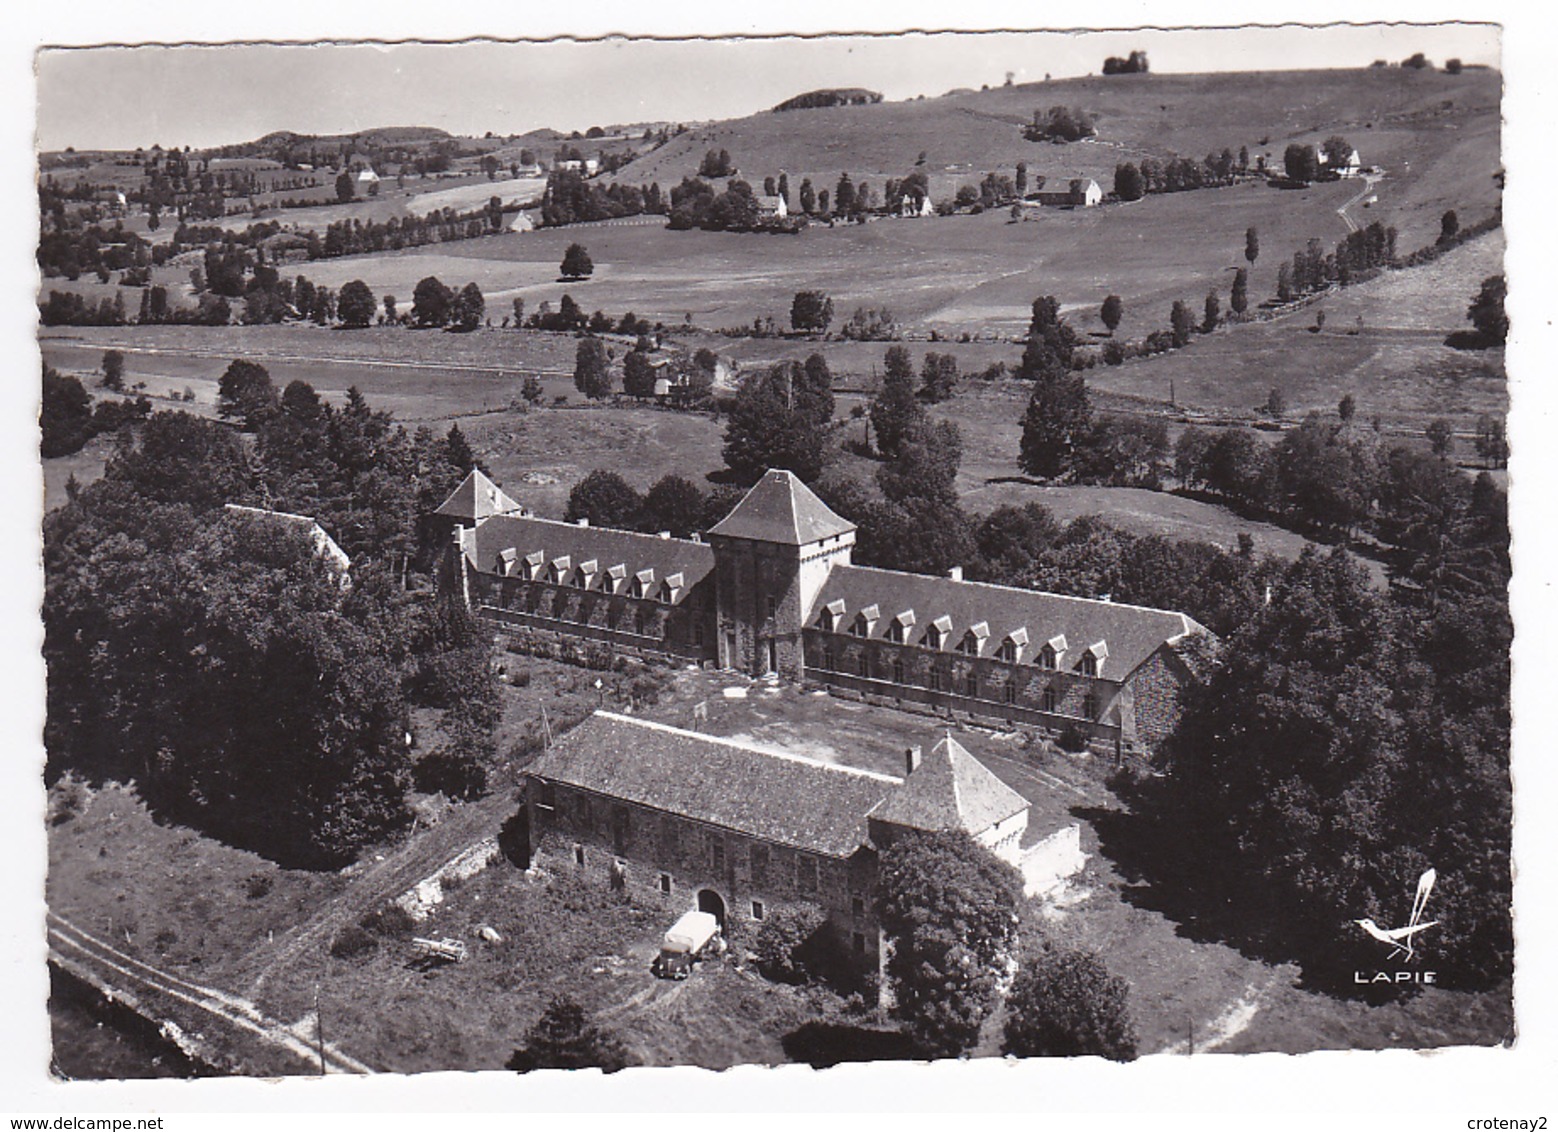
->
697;888;726;930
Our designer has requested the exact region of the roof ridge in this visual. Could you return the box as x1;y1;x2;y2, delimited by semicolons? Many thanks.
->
592;711;904;784
832;562;1199;622
482;514;705;547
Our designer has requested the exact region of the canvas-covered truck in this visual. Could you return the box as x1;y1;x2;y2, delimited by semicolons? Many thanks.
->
651;910;724;980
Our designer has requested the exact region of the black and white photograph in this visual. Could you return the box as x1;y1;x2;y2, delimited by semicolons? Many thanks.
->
10;3;1554;1119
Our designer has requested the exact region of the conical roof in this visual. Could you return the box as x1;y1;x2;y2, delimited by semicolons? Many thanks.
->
434;469;522;523
707;469;855;546
869;735;1028;836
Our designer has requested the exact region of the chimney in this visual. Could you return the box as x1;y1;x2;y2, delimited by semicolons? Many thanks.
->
658;531;672;539
948;566;963;582
576;517;589;527
904;745;922;776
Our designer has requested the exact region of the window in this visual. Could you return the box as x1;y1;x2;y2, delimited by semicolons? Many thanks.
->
852;932;866;954
1083;691;1098;720
967;672;979;700
797;855;818;894
693;621;705;648
1039;645;1057;670
766;595;777;620
750;842;769;884
711;835;725;872
1080;653;1098;678
849;615;870;638
635;608;647;636
538;781;556;810
924;625;943;650
822;645;835;670
659;873;673;895
929;668;943;692
851;895;865;917
1003;681;1017;705
1042;686;1057;713
573;843;585;867
856;654;869;678
611;805;629;854
892;658;905;684
996;639;1018;663
751;900;766;921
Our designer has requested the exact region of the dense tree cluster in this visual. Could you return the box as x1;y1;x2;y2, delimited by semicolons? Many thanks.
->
1112;149;1239;202
44;389;490;867
1102;50;1150;74
1023;106;1097;143
771;88;883;111
667;176;805;234
539;169;665;227
721;355;836;483
41;364;150;458
563;470;717;540
505;996;632;1073
1003;943;1138;1061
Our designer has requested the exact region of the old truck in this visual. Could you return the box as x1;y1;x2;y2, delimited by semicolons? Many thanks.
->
651;909;724;980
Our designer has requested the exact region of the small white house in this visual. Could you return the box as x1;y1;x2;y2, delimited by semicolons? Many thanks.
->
898;194;934;218
508;211;536;233
757;194;788;219
356;167;380;185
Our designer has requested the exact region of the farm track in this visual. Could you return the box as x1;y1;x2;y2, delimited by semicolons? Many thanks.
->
247;789;517;999
48;911;374;1075
42;338;574;380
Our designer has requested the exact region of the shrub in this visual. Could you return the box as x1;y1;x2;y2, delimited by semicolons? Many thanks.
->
1103;340;1126;366
752;903;830;983
360;904;417;939
243;872;274;900
413;749;490;801
1056;724;1089;753
329;924;379;960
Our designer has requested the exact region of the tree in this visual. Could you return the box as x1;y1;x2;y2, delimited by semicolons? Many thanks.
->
877;418;963;507
834;173;855;217
799;177;816;215
1321;136;1354;171
520;375;544;405
565;470;644;529
1468;274;1508;345
337;280;377;328
1338;394;1357;423
869;346;926;460
1019;366;1091;481
1283;144;1319;183
335;171;355;202
1003;944;1138;1061
1475;413;1508;468
790;290;834;333
1230;268;1249;315
411;275;455;328
383;295;398;323
721;360;835;484
1100;295;1123;336
1019;296;1080;379
1440;209;1460;245
453;282;485;332
777;172;790;206
919;352;959;403
101;350;125;391
1277;262;1293;303
1113;163;1144;202
643;475;707;538
559;243;594;282
1202;290;1221;333
1426;418;1455;459
42;365;94;458
622;339;657;399
1245;226;1259;266
1170;300;1195;348
875;829;1021;1058
217;359;279;430
1015;162;1028;197
752;903;830;983
1446;57;1464;74
505;996;631;1073
572;337;612;400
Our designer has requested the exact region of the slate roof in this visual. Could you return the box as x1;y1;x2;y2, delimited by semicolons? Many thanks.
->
708;469;857;546
527;713;902;857
869;735;1028;835
434;469;524;523
811;564;1208;679
466;514;715;605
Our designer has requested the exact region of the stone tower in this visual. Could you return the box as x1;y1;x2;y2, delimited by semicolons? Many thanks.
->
705;469;856;680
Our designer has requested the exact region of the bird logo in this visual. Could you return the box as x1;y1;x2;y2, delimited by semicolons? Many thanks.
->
1355;869;1438;963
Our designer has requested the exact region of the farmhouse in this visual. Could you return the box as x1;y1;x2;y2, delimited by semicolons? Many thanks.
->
756;194;788;219
443;468;1212;758
1030;178;1103;208
898;194;934;218
523;712;1049;968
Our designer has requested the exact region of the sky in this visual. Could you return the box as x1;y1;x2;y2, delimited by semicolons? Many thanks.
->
35;23;1501;152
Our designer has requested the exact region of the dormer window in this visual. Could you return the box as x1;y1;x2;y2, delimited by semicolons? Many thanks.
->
631;568;655;599
957;621;990;656
1039;644;1057;670
547;555;572;584
498;547;518;576
1080;641;1108;678
851;605;879;638
889;610;915;645
522;551;546;580
574;559;599;590
819;599;846;632
924;615;953;651
997;626;1028;663
606;564;628;594
659;572;685;604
